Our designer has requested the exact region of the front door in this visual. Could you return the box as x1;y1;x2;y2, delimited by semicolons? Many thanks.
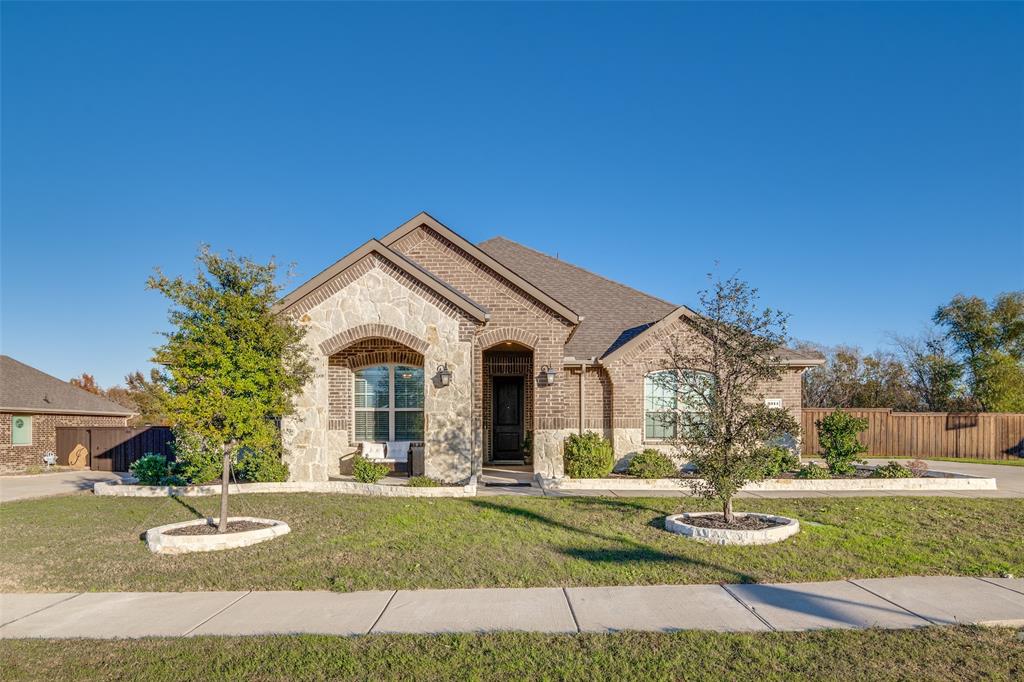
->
492;376;524;460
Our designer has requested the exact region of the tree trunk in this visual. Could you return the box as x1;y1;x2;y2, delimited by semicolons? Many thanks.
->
218;443;231;533
723;496;733;525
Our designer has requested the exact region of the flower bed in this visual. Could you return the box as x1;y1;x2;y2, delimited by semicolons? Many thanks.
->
95;476;477;498
664;512;800;545
540;466;995;492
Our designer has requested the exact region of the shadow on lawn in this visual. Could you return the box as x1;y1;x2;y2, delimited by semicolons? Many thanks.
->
467;498;757;583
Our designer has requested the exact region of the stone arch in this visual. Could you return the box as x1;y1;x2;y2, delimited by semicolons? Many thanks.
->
319;323;430;356
476;326;540;351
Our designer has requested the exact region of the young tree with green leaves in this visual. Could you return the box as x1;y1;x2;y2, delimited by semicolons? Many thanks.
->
149;246;313;532
660;275;799;524
935;292;1024;412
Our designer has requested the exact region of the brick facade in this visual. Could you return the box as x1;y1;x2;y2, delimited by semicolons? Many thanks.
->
0;412;128;473
280;218;812;481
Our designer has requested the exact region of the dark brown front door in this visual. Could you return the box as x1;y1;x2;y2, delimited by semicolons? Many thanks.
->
492;376;524;460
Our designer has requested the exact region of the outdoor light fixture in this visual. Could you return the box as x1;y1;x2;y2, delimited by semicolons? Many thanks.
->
539;365;557;386
436;363;452;387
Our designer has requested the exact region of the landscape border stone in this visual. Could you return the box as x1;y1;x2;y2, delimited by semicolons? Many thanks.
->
94;476;477;498
145;517;290;554
664;511;800;545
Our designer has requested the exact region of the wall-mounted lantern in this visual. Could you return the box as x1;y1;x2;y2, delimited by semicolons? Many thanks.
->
436;363;452;388
539;365;557;386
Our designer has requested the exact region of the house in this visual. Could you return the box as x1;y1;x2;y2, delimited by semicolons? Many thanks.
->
1;356;134;472
279;212;824;482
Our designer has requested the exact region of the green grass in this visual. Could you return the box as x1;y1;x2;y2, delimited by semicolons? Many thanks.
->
864;456;1024;468
1;494;1022;592
2;628;1022;681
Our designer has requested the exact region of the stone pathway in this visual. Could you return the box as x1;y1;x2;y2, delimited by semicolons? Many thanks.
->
2;577;1022;638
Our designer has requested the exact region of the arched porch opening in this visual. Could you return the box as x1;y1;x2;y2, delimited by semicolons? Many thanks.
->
481;340;534;464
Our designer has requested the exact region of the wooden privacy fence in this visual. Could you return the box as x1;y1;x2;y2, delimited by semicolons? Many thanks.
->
56;426;174;472
800;409;1024;460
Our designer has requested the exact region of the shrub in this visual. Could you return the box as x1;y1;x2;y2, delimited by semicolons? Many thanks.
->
407;476;440;487
171;427;222;484
908;459;929;477
759;446;801;478
626;449;677;479
795;463;831;479
236;445;289;482
353;455;390;483
816;409;869;476
563;431;614;479
129;454;174;485
870;461;913;478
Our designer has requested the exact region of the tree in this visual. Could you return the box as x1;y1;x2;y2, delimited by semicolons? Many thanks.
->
661;275;799;524
935;292;1024;412
69;373;102;395
148;246;313;532
798;344;916;410
890;331;971;411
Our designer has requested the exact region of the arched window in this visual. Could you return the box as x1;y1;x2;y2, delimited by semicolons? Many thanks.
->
643;370;714;440
354;364;424;442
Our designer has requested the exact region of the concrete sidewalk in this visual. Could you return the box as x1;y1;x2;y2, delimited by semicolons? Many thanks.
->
2;576;1022;638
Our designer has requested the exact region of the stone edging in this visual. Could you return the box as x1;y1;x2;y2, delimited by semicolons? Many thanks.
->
94;477;477;498
146;517;290;555
540;469;996;492
664;512;800;545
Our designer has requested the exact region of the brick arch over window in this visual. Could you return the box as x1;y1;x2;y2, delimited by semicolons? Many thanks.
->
319;323;430;357
476;326;540;351
334;339;425;371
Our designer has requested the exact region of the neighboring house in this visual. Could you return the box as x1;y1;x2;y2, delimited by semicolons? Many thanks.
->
279;212;824;482
0;356;133;472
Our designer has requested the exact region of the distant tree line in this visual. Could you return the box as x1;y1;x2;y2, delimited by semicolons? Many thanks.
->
69;369;170;426
798;291;1023;413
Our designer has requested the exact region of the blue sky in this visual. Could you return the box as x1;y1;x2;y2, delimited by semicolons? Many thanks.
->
2;2;1022;387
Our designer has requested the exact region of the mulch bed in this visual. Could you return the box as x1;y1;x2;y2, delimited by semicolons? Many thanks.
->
164;520;274;536
682;514;784;531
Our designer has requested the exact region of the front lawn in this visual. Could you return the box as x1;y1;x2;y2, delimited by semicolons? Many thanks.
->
1;494;1021;592
2;628;1021;681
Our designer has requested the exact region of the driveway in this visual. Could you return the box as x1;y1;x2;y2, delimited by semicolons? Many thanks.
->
0;471;130;504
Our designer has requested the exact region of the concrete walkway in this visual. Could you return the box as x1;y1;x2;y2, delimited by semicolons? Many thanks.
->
3;576;1022;638
0;471;130;503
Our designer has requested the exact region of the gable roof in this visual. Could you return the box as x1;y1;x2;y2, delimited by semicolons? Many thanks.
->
380;212;582;324
276;239;490;322
478;236;678;360
479;237;825;367
0;356;135;416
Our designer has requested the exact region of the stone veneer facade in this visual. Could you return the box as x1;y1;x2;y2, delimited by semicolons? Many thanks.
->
0;412;128;473
280;220;812;482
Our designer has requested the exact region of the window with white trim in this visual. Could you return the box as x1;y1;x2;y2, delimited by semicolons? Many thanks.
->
644;370;714;440
354;364;424;442
11;415;32;446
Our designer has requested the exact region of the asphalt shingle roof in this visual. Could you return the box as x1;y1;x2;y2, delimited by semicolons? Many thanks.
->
0;356;134;416
477;237;679;359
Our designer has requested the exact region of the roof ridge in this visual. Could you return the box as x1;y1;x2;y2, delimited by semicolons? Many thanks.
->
479;236;678;309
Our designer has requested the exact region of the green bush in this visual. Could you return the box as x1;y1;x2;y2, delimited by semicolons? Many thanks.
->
870;461;913;479
759;446;801;478
171;427;222;484
626;449;677;479
407;476;440;487
817;409;869;476
236;445;289;482
353;455;390;483
129;454;174;485
795;463;831;479
563;431;615;479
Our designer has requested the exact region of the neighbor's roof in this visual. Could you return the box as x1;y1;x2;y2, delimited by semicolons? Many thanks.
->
478;237;678;360
0;356;135;416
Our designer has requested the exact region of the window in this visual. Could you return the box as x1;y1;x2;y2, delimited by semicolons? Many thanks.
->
644;370;713;440
354;364;424;442
11;415;32;446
